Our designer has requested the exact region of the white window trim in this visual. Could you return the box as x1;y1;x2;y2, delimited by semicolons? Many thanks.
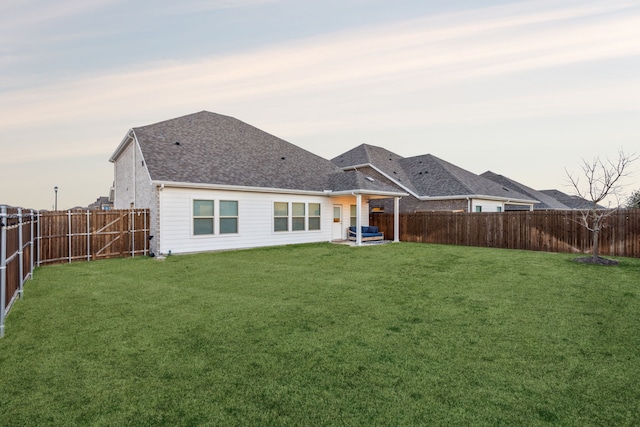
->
192;198;240;237
273;201;322;234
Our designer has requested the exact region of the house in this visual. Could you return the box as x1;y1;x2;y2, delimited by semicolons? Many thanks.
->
109;112;406;255
480;172;570;210
331;144;537;213
87;196;113;210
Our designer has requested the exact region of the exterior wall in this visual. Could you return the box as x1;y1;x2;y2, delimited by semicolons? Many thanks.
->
369;197;469;213
328;195;371;240
113;142;135;209
158;187;341;254
113;140;154;209
113;139;158;253
470;199;504;212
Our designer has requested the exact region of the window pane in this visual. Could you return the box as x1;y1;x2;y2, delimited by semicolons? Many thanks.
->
274;202;288;217
350;217;357;227
220;200;238;216
309;203;320;217
350;205;356;216
274;217;288;232
220;218;238;234
194;200;214;217
308;217;320;230
292;217;305;231
292;203;305;216
194;218;213;235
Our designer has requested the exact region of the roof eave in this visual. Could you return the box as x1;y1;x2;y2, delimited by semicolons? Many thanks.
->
329;189;409;197
153;181;408;198
109;129;135;163
417;194;538;204
340;163;420;198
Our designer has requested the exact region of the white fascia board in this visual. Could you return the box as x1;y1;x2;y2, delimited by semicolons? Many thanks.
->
340;164;420;198
109;130;135;163
329;189;408;197
155;181;408;198
154;181;329;196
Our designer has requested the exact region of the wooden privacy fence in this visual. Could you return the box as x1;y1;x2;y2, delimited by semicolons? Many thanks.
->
371;209;640;258
1;207;149;337
37;209;149;265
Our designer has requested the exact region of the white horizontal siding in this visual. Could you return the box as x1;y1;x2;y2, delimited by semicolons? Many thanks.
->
158;188;334;254
471;199;504;212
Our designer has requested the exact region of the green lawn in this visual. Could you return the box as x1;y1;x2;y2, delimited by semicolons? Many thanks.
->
1;242;639;426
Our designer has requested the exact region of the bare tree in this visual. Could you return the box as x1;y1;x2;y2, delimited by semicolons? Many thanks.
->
566;149;638;263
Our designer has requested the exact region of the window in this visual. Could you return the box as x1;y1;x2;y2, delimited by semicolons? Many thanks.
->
475;206;482;212
350;205;357;227
292;203;305;231
219;201;238;234
497;207;502;213
308;203;321;230
194;200;214;235
274;202;288;232
275;202;321;232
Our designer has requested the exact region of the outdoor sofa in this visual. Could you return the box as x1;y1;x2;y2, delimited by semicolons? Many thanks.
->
347;226;384;241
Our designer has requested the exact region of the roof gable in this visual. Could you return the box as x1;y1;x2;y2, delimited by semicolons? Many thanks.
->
332;144;419;194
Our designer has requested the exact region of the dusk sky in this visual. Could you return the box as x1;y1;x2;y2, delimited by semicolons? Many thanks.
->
2;0;639;210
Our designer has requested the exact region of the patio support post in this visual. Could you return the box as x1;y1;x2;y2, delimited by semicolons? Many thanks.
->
356;193;362;246
394;197;400;242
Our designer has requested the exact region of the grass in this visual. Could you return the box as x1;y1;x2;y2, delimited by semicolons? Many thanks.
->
1;242;639;426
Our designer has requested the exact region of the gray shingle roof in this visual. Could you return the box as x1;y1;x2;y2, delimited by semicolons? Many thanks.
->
123;111;403;195
133;111;339;191
331;144;419;194
539;189;603;209
327;170;406;194
332;144;533;201
481;171;567;209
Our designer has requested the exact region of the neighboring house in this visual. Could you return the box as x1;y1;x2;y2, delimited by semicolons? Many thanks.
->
480;172;570;210
109;111;406;255
87;196;113;210
331;144;537;213
539;189;605;210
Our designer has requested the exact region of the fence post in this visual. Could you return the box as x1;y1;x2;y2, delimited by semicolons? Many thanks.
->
67;210;72;263
30;210;35;277
131;209;135;258
36;211;41;267
1;205;7;338
17;208;24;300
86;210;91;262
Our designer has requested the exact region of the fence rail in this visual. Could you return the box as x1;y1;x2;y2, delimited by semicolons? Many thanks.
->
370;209;640;258
1;207;149;337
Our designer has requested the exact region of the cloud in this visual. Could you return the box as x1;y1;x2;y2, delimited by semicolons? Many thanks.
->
165;0;283;13
2;0;640;163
